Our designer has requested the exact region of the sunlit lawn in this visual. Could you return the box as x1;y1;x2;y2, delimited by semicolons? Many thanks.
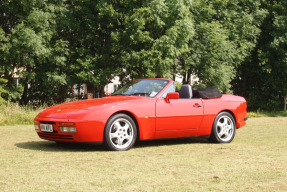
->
0;117;286;191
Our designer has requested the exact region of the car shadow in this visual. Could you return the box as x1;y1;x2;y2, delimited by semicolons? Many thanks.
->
15;137;210;152
135;137;209;148
15;141;106;152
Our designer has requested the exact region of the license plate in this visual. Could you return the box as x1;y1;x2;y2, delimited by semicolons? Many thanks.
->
40;124;53;132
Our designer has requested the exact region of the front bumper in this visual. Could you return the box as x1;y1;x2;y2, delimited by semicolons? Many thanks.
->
34;117;106;142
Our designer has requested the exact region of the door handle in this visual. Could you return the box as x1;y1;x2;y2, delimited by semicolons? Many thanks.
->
193;104;202;108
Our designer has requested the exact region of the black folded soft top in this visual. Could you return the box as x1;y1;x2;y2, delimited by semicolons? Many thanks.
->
192;88;222;99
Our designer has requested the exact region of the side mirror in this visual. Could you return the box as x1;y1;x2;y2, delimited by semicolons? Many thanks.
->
165;92;179;103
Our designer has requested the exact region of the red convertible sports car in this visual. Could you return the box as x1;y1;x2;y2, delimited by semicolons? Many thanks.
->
34;78;247;151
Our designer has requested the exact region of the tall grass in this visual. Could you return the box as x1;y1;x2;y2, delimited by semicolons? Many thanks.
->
0;103;45;125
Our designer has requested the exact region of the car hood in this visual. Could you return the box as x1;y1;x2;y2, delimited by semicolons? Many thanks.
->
36;96;149;119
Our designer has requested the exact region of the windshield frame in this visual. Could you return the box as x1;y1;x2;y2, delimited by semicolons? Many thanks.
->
111;79;171;98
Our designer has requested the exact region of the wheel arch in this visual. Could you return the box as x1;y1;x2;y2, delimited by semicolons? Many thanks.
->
209;110;237;143
218;110;237;128
107;110;140;140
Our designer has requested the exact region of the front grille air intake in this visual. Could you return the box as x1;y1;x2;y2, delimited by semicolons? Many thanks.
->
38;132;74;141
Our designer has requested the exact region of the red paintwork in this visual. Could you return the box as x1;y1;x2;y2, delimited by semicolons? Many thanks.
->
34;78;247;143
165;92;179;103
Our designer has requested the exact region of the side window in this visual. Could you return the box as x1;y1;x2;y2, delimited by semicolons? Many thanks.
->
160;83;175;98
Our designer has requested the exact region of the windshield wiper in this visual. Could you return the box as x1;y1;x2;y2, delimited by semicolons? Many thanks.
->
112;93;150;97
111;93;131;96
129;92;150;96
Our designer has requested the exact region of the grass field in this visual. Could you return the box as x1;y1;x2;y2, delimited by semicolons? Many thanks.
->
0;117;286;192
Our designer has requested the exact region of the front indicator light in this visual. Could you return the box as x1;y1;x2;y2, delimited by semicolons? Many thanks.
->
60;127;77;133
34;121;39;130
59;122;75;126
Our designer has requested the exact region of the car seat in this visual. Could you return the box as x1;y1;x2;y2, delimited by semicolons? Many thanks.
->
179;84;192;99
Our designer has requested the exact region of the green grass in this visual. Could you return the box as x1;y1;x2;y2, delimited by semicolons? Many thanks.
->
0;117;286;191
0;103;44;125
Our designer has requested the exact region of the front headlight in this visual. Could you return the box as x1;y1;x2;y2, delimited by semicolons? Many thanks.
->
60;127;77;133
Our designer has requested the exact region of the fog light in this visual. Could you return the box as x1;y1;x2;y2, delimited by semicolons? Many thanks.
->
60;127;77;133
34;121;39;130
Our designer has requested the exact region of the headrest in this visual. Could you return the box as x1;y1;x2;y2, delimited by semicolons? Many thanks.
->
179;84;192;99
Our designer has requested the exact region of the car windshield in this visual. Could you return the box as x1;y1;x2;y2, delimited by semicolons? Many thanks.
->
111;79;169;97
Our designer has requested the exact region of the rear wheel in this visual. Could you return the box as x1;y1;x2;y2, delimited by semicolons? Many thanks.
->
104;114;137;151
209;112;236;143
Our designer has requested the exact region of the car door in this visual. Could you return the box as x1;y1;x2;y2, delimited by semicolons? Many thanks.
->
155;98;204;131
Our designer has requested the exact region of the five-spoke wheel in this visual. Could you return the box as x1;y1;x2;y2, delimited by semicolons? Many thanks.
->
104;114;137;151
209;112;236;143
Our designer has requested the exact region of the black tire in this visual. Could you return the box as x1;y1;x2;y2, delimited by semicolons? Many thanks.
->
104;114;137;151
209;112;236;143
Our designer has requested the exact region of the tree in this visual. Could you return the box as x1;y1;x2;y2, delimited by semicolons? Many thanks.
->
63;0;194;96
180;0;267;93
233;0;287;110
62;0;127;97
0;0;69;105
1;0;286;111
117;0;194;81
0;76;8;104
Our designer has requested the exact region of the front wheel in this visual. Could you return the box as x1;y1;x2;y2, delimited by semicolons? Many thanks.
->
209;112;236;143
104;114;137;151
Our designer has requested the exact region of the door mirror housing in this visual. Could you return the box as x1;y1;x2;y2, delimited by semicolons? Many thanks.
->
165;92;179;103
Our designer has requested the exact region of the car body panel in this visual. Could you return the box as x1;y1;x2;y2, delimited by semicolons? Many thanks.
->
197;95;247;136
34;78;247;144
155;98;203;131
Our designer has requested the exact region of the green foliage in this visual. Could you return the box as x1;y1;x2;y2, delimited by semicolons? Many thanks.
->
175;81;182;91
0;27;9;104
233;0;287;110
118;0;194;80
63;0;127;96
185;21;235;92
0;0;286;111
182;0;267;93
0;77;8;104
1;0;70;105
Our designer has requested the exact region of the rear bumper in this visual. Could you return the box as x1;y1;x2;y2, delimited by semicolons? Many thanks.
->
34;117;105;142
237;117;248;129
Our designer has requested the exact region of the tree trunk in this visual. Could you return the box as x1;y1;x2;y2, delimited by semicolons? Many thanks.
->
284;95;287;110
20;82;29;105
94;85;106;98
100;86;105;97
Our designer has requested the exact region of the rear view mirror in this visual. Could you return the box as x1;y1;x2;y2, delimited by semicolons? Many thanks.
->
165;92;179;103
